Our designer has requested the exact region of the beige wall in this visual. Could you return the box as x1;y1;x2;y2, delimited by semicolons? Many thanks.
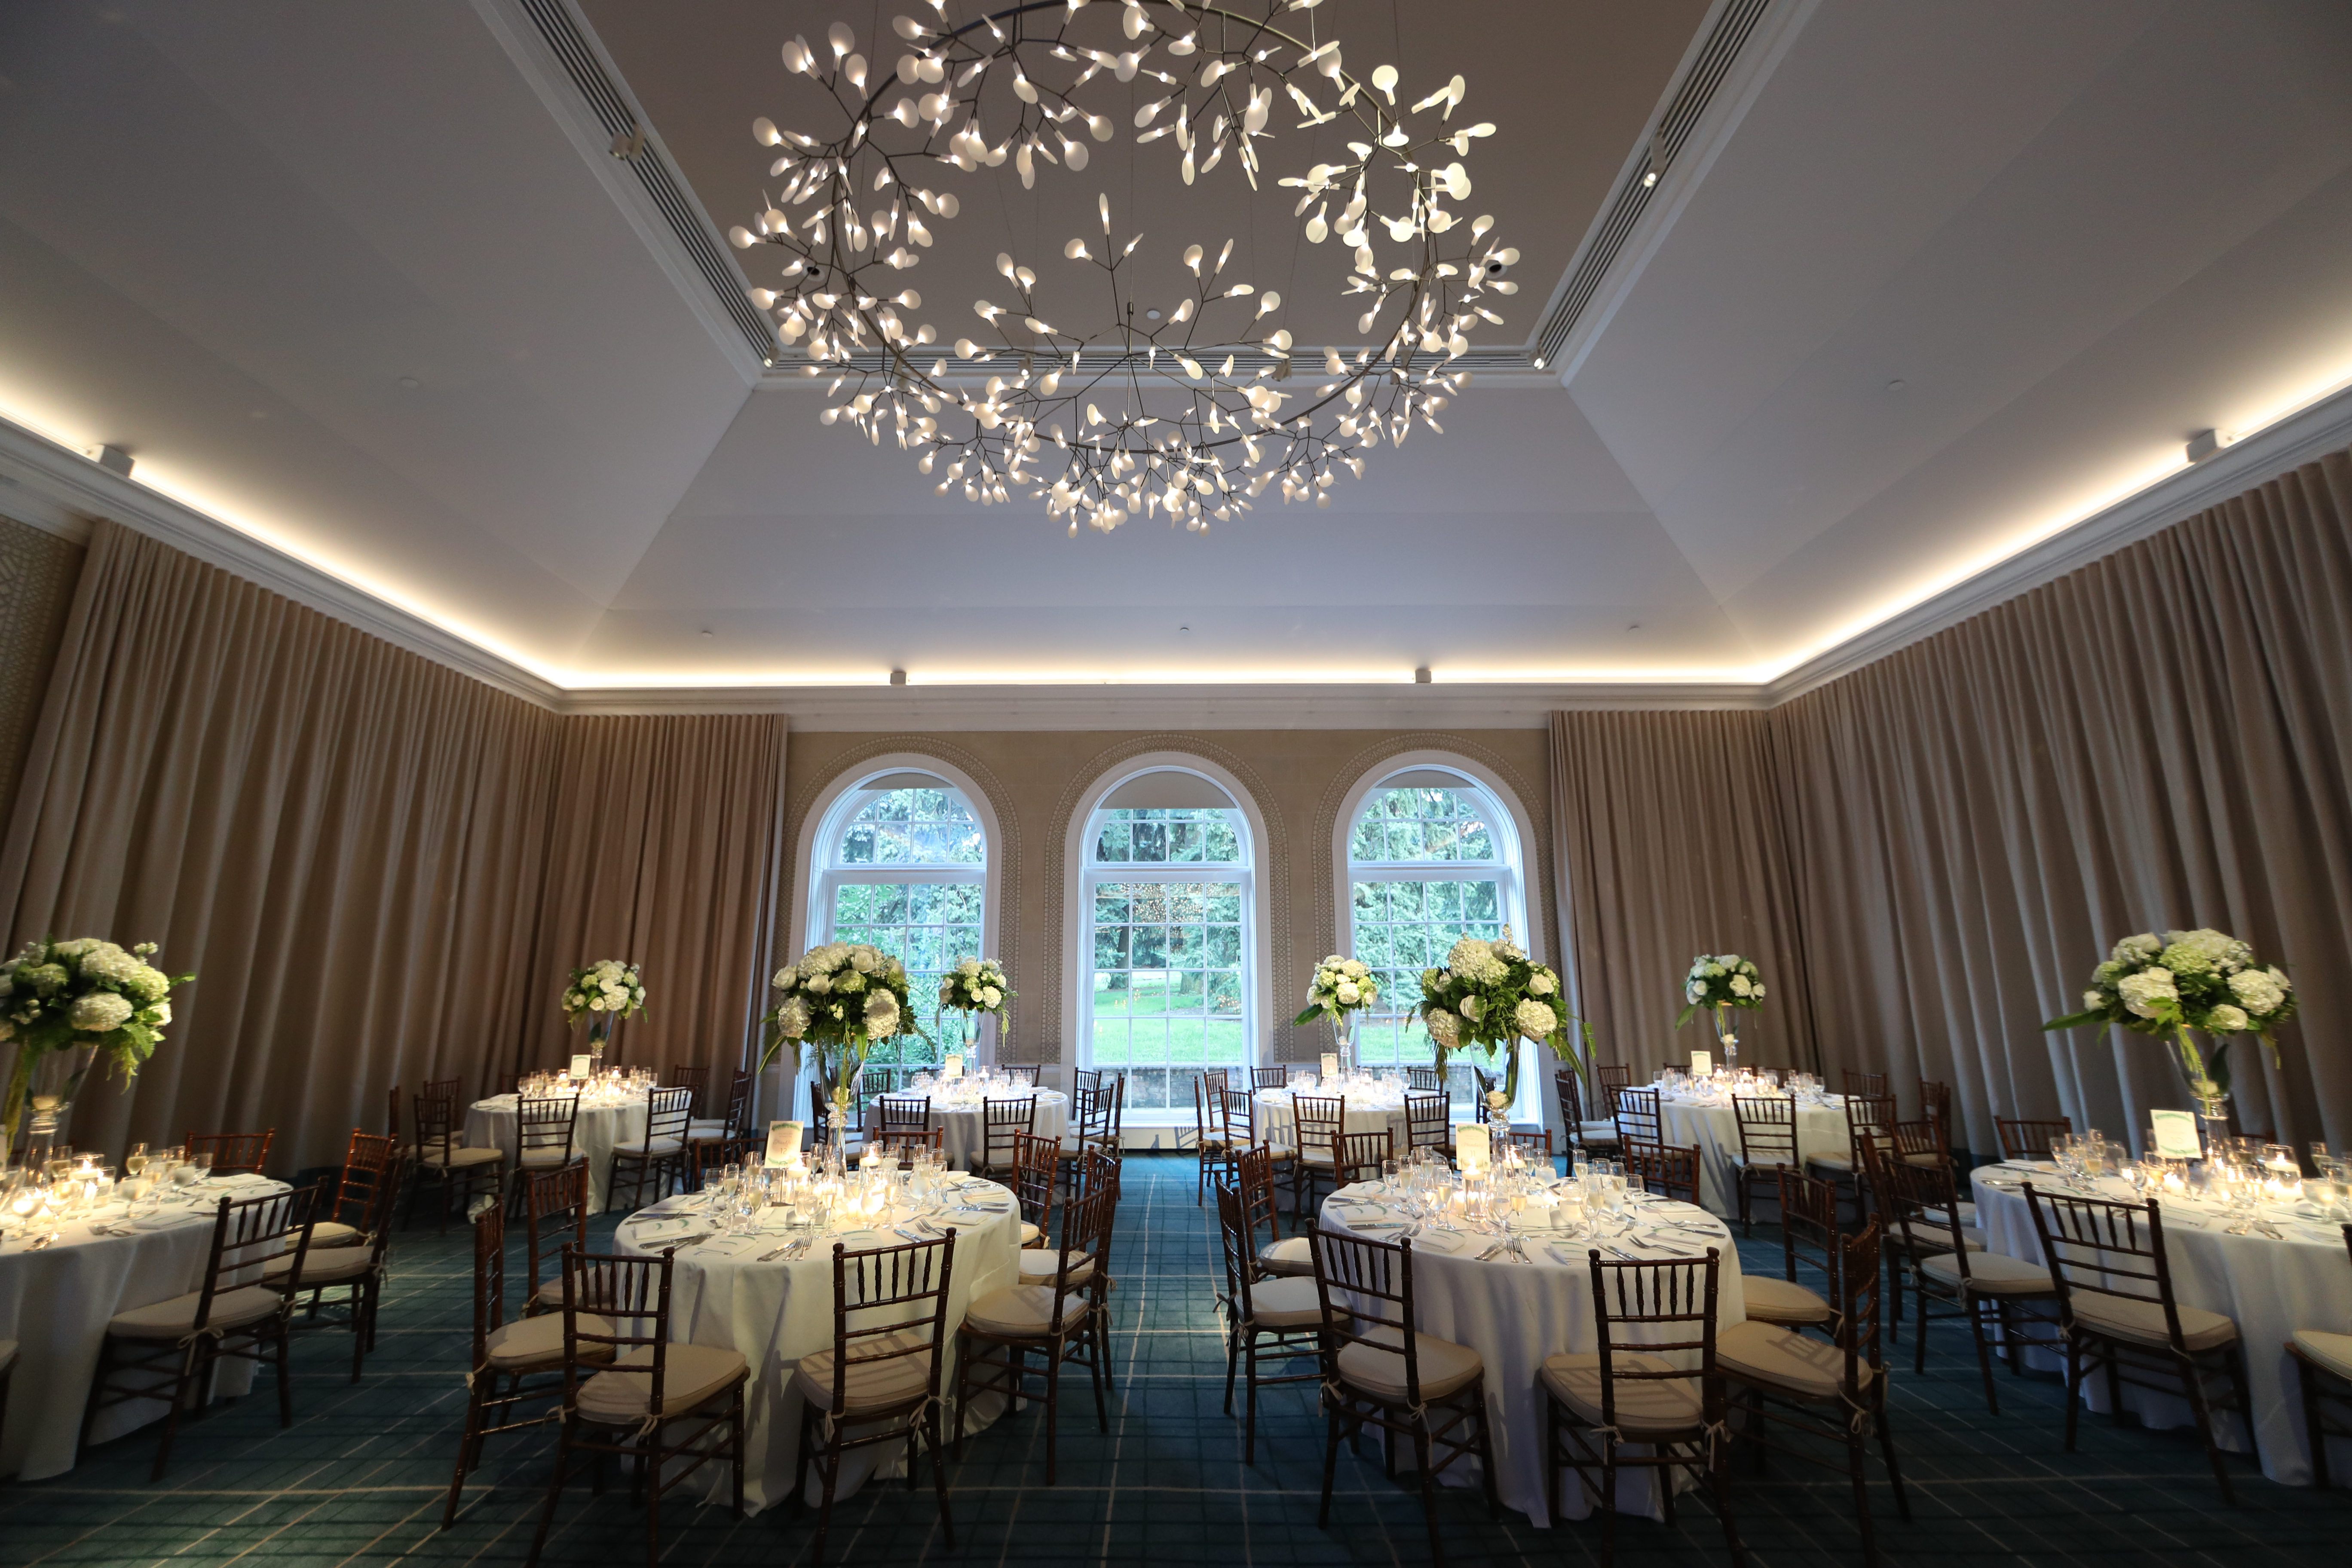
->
777;727;1556;1074
0;512;83;833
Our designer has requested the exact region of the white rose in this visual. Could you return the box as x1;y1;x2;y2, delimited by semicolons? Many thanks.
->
1687;983;1706;1004
1460;995;1484;1023
1730;975;1752;998
2205;1004;2250;1032
850;948;879;973
805;972;833;994
1703;962;1725;978
773;968;798;991
2082;989;2104;1012
1752;983;1765;998
2111;933;2161;964
1335;982;1360;1005
71;991;135;1031
147;1000;172;1027
1528;971;1556;996
778;995;812;1038
864;991;901;1035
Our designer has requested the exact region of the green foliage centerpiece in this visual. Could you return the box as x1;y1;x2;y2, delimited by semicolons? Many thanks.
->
764;943;925;1158
1675;953;1766;1070
0;937;193;1156
1416;930;1582;1118
560;959;645;1073
1294;955;1378;1071
937;957;1014;1062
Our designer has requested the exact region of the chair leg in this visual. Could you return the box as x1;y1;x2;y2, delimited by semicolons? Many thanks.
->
1317;1397;1344;1528
1967;1292;2001;1416
641;1433;662;1568
2062;1335;2085;1452
1845;1418;1879;1568
925;1402;953;1544
1875;1401;1909;1519
443;1377;488;1528
1242;1334;1259;1466
1711;1427;1746;1566
1413;1422;1447;1568
2299;1359;2334;1490
2180;1350;2237;1506
524;1427;573;1568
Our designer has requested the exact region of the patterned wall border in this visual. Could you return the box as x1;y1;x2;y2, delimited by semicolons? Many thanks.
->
1041;735;1290;1066
780;735;1023;1039
1307;732;1557;972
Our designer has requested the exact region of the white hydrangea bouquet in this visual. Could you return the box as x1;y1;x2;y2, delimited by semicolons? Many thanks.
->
1675;953;1766;1067
762;943;925;1143
561;959;645;1070
1294;955;1378;1064
2044;927;2297;1121
0;937;192;1148
938;957;1014;1057
1416;930;1581;1118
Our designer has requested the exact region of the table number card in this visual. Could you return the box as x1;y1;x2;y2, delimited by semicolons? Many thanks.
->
764;1120;804;1167
2149;1109;2203;1161
567;1054;591;1080
944;1054;964;1080
1455;1122;1490;1173
1689;1050;1712;1076
1320;1052;1341;1080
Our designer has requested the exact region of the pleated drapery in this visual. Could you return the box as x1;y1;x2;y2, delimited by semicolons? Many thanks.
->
0;521;788;1172
1550;449;2352;1156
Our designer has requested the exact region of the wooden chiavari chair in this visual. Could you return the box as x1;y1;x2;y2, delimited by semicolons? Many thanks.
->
1918;1078;1954;1145
523;1162;594;1316
794;1234;959;1562
185;1128;274;1176
1611;1086;1663;1151
269;1145;408;1381
1212;1182;1323;1464
1404;1064;1442;1093
1995;1115;2072;1161
386;1083;403;1143
999;1063;1043;1087
979;1094;1039;1177
1192;1072;1237;1204
1333;1127;1395;1190
1730;1093;1799;1236
2288;1224;2352;1488
690;1136;760;1188
2025;1184;2251;1501
1222;1084;1297;1162
1542;1249;1740;1565
1290;1093;1348;1213
1558;1068;1619;1157
1403;1089;1455;1161
1878;1157;2054;1414
1072;1066;1104;1095
1843;1068;1888;1098
1740;1170;1837;1332
690;1069;754;1148
1499;1128;1553;1168
1594;1062;1632;1112
311;1128;398;1250
508;1092;584;1205
406;1090;503;1231
1237;1143;1312;1278
608;1087;693;1211
1309;1229;1498;1565
526;1248;746;1567
666;1063;711;1119
876;1125;947;1167
1250;1066;1290;1091
79;1186;315;1479
1720;1222;1909;1568
1625;1141;1703;1206
1010;1130;1057;1248
1805;1091;1890;1226
956;1179;1114;1484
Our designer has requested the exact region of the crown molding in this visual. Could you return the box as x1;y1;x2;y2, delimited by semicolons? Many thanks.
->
1764;379;2352;704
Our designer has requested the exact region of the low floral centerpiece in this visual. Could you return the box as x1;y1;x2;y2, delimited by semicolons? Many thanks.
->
1417;930;1582;1118
0;937;193;1151
561;959;645;1073
1675;953;1766;1069
1294;955;1378;1069
2043;927;2296;1134
763;942;925;1154
938;957;1014;1060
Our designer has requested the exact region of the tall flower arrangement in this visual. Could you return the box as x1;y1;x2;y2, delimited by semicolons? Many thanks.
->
561;959;645;1070
1294;955;1378;1061
1675;953;1766;1067
0;937;193;1148
1416;930;1581;1115
938;957;1014;1057
2043;928;2296;1119
763;943;925;1141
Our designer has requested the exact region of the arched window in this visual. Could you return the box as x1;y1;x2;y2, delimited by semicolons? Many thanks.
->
1079;767;1255;1115
1343;765;1529;1110
809;769;987;1087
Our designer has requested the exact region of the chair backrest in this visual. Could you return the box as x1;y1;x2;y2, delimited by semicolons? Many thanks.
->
1583;1248;1723;1439
1251;1066;1289;1091
1626;1140;1702;1204
643;1086;693;1147
1594;1062;1632;1107
668;1064;710;1118
875;1126;946;1167
329;1129;401;1231
1001;1063;1043;1087
1201;1066;1231;1096
1880;1156;1973;1277
1213;1182;1266;1322
2024;1185;2191;1340
1403;1089;1452;1152
516;1093;582;1165
1073;1067;1104;1094
1292;1094;1345;1165
1031;1182;1111;1332
1555;1068;1587;1127
1309;1229;1429;1401
823;1231;957;1415
525;1161;590;1304
386;1083;402;1141
186;1129;275;1177
465;1201;507;1368
1844;1092;1896;1166
984;1095;1039;1168
1405;1065;1442;1093
554;1247;677;1405
1918;1078;1953;1133
1776;1167;1843;1300
1890;1116;1946;1167
1833;1221;1886;1395
413;1091;462;1161
690;1135;760;1188
422;1075;463;1105
1098;1075;1127;1142
1075;1144;1123;1208
1843;1069;1889;1099
1222;1086;1269;1148
1068;1085;1108;1142
1613;1086;1663;1148
1335;1128;1394;1187
1995;1115;2073;1161
719;1069;754;1135
1502;1128;1553;1163
876;1094;931;1133
1192;1074;1228;1148
1235;1143;1286;1247
1733;1094;1799;1166
1011;1130;1059;1232
204;1186;315;1312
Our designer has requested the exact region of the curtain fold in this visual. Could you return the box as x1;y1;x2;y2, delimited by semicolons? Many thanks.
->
0;521;790;1172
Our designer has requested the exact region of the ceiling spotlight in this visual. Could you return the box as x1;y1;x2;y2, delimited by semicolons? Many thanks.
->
1885;378;1907;392
1641;169;1659;187
1531;356;1546;369
397;376;420;389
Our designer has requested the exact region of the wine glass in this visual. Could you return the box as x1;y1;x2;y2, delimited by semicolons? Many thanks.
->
189;1149;214;1182
124;1144;150;1179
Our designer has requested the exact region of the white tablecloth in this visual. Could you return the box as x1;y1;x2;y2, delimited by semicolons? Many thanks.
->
1319;1182;1746;1526
0;1176;289;1479
895;1090;1069;1168
1971;1164;2352;1485
613;1177;1023;1513
1255;1087;1413;1151
1650;1094;1849;1216
465;1093;649;1214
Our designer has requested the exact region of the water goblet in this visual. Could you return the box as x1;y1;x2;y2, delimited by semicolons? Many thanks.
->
124;1144;150;1179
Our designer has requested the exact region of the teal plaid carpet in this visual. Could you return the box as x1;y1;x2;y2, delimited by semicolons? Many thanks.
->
4;1153;2348;1566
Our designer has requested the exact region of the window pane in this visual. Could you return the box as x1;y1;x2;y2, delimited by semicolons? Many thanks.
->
1090;806;1245;865
1348;786;1503;867
828;876;983;1078
1346;875;1503;1091
835;786;986;869
1087;875;1248;1114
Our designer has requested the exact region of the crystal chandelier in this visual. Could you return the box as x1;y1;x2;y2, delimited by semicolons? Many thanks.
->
730;0;1518;533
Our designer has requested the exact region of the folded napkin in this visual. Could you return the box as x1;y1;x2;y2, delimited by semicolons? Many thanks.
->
629;1216;703;1237
207;1173;273;1188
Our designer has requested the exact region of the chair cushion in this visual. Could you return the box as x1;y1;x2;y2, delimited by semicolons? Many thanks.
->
263;1246;375;1287
484;1312;617;1372
1805;1154;1856;1173
687;1120;729;1139
1018;1221;1041;1247
1298;1148;1338;1168
1898;1225;1986;1255
574;1343;747;1424
617;1138;684;1158
793;1330;936;1413
1901;1152;1948;1168
1017;1249;1096;1285
308;1220;363;1250
1727;1152;1794;1170
1336;1324;1482;1403
1718;1319;1873;1401
1920;1251;2055;1296
421;1145;503;1169
1577;1122;1620;1143
2290;1329;2352;1382
1540;1351;1705;1440
965;1284;1090;1338
1258;1235;1314;1277
107;1285;285;1340
1242;1276;1324;1330
518;1147;575;1168
2069;1291;2238;1352
1924;1202;1979;1228
1741;1274;1835;1326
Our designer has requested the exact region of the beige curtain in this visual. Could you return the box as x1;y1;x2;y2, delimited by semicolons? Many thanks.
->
0;521;791;1172
1549;710;1819;1083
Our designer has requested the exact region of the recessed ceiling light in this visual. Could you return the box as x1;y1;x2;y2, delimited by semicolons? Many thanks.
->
1627;622;1642;631
1177;624;1191;633
397;376;420;389
1641;170;1659;187
1531;356;1546;369
1885;379;1907;392
699;628;714;638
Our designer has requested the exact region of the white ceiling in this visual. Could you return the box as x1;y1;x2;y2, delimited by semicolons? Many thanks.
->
0;0;2348;698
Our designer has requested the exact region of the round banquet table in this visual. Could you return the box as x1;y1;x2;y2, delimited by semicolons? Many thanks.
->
0;1174;289;1479
1648;1090;1850;1217
1317;1180;1747;1526
466;1092;649;1214
894;1087;1069;1169
1970;1162;2352;1485
613;1175;1023;1513
1255;1084;1414;1149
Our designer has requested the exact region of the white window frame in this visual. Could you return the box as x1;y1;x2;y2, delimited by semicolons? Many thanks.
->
1062;754;1270;1116
1334;754;1542;1120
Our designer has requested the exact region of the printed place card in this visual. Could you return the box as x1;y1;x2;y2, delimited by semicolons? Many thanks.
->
1455;1122;1490;1173
1689;1050;1712;1076
1320;1052;1341;1080
2149;1109;2203;1161
567;1054;591;1080
765;1120;804;1167
944;1054;964;1079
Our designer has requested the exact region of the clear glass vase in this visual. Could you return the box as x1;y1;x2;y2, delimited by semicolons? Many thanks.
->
2168;1029;2233;1158
1712;1005;1740;1072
